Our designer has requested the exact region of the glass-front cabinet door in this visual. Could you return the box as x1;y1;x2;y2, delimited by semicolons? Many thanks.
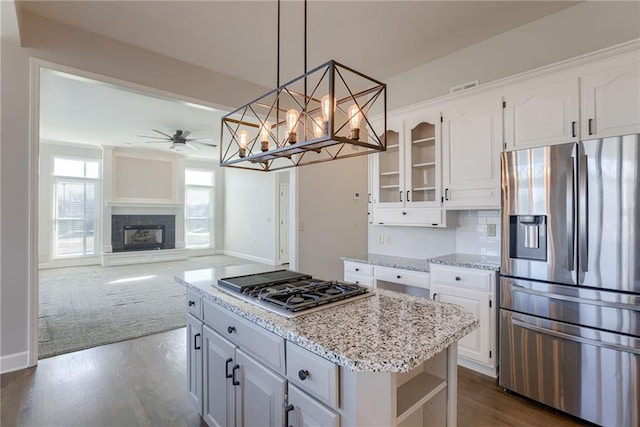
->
405;111;441;208
372;117;404;208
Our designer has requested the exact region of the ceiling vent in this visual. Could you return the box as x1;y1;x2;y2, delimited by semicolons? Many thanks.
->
449;80;479;94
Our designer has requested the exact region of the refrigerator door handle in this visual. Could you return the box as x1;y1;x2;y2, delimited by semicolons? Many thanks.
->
566;156;575;271
579;154;589;274
511;318;640;355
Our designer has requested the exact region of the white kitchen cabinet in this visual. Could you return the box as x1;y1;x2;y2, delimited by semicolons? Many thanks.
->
203;326;237;427
581;61;640;139
371;111;450;226
429;265;497;377
504;78;580;150
187;313;204;416
343;261;374;288
441;98;502;209
288;384;340;427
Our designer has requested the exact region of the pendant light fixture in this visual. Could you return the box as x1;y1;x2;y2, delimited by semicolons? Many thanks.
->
219;0;387;172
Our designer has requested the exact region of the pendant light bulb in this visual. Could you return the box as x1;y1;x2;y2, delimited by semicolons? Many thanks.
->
239;130;249;157
260;121;271;151
312;116;324;138
348;104;363;140
320;95;334;133
286;109;299;144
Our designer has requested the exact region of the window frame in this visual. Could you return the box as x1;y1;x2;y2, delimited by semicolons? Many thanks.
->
185;167;215;249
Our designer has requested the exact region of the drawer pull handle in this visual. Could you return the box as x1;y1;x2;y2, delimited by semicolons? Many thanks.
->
355;281;360;284
396;275;401;279
298;369;310;380
455;276;461;281
232;364;240;386
285;403;295;427
194;333;201;350
227;326;236;334
188;300;195;307
432;293;438;300
225;358;233;379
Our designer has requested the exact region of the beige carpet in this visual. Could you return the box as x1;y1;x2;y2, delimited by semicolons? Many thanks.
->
38;255;258;358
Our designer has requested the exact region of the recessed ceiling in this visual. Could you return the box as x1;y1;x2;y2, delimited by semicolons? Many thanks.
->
39;68;223;160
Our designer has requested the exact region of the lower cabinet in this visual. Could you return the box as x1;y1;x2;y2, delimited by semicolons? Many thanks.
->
203;326;287;427
429;265;497;377
288;384;340;427
186;311;203;415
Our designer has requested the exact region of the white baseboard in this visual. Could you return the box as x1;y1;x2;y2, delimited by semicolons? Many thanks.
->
39;256;101;269
457;356;498;378
187;247;217;257
0;351;30;374
222;250;275;265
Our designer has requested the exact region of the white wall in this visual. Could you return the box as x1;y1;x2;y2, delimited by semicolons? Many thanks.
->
386;1;640;109
368;225;457;259
297;156;368;281
223;168;276;264
1;11;267;368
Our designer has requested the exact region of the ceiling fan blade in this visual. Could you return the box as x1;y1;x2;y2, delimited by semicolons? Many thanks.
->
153;129;173;138
180;130;191;139
193;141;218;148
141;141;169;144
187;138;215;142
185;142;199;150
137;135;168;140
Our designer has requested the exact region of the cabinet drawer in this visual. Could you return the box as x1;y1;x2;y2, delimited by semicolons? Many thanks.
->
204;300;285;375
286;342;339;408
344;273;374;288
375;266;429;289
430;265;494;292
186;290;203;319
374;207;443;226
343;261;373;276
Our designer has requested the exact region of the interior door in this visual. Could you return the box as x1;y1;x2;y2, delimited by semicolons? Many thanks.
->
278;183;290;264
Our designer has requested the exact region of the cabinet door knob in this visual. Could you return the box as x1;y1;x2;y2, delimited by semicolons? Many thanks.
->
227;326;236;334
402;211;407;215
298;369;310;380
396;275;401;279
455;276;461;281
188;300;195;307
355;281;360;284
355;268;359;272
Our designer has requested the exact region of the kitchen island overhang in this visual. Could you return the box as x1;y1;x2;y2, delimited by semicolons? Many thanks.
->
177;267;478;426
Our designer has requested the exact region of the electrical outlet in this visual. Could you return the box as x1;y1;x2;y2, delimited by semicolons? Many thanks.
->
385;235;391;244
379;234;384;244
487;224;496;237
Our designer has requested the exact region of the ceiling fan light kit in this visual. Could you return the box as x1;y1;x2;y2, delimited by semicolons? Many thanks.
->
219;0;387;172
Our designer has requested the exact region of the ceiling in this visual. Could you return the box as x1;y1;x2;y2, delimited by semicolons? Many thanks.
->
24;1;578;159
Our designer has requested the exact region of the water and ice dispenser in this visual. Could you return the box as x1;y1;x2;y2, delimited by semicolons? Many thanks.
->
509;215;547;261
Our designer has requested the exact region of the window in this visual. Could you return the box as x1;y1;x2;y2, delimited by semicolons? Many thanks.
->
52;157;100;257
185;168;215;248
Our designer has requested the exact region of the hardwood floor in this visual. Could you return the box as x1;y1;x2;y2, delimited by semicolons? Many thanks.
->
2;328;589;427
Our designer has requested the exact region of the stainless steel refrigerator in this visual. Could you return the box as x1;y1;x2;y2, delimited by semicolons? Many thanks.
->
499;135;639;426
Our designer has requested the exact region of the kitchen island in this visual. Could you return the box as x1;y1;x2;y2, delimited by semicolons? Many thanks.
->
176;264;478;427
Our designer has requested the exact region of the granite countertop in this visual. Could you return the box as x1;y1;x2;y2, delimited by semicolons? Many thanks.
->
342;253;500;272
175;265;478;373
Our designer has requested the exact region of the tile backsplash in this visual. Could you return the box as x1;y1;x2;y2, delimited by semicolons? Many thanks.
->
455;210;501;257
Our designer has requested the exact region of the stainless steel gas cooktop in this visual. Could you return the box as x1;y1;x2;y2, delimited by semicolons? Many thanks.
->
217;270;372;318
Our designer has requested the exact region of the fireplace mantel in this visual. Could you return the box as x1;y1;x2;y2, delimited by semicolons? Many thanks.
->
106;200;182;208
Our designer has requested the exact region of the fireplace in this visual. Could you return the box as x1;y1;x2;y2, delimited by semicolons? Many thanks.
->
112;215;175;252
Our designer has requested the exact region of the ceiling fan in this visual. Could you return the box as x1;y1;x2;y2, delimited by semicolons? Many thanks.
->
138;129;217;151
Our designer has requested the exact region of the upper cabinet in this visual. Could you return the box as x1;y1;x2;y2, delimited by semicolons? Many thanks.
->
371;110;449;226
442;97;503;209
504;78;580;150
581;61;640;139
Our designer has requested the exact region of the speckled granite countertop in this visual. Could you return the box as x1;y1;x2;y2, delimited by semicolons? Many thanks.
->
341;254;431;272
175;264;478;373
427;253;500;271
342;253;500;272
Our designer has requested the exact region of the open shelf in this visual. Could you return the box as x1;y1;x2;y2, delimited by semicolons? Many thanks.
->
386;144;400;149
413;162;436;168
412;137;436;144
380;184;400;189
380;171;400;176
413;186;436;191
396;372;447;425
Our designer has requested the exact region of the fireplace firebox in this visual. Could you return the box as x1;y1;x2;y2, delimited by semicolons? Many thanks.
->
111;214;175;252
123;225;165;251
